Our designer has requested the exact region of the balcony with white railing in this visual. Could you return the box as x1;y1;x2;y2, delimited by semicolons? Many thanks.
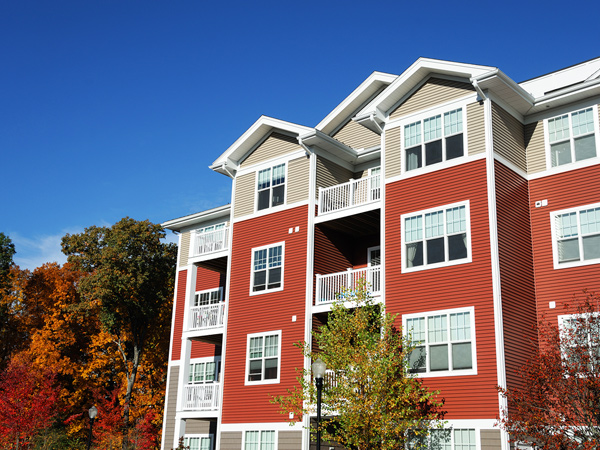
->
191;227;230;258
188;302;225;333
315;266;381;305
318;174;380;216
183;383;221;412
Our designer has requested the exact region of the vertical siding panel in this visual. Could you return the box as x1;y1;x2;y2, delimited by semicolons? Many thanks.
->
315;156;354;200
241;132;301;168
171;269;188;361
163;366;179;449
234;172;256;218
179;232;190;267
525;121;545;174
287;156;311;204
389;78;475;120
467;101;486;156
332;119;380;149
491;103;526;172
384;126;402;179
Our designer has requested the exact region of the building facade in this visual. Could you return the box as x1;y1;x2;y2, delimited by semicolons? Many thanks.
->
160;57;600;450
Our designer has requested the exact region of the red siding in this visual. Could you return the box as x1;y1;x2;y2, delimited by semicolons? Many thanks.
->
385;159;499;418
494;161;537;392
170;269;188;361
195;266;226;292
530;165;600;324
222;205;309;424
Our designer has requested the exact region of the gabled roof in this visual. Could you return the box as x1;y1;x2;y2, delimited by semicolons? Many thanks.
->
210;116;312;177
162;204;231;232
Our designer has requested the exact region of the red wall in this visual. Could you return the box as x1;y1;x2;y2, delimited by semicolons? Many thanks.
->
222;205;309;424
170;269;188;362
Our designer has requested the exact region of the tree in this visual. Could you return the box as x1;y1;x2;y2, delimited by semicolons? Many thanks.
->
62;217;177;450
0;233;15;295
498;291;600;450
274;282;445;450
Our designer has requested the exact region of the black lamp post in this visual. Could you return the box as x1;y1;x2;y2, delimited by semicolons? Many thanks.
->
86;405;98;450
312;358;326;450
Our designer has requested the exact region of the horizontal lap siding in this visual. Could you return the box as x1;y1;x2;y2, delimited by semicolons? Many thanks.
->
222;206;309;424
524;121;545;175
332;119;380;149
467;102;486;156
171;269;188;361
234;173;256;218
241;132;302;168
287;156;311;204
494;161;536;392
220;432;242;450
278;430;302;450
316;156;354;199
164;366;179;449
529;165;600;324
492;103;526;172
179;232;191;267
385;159;499;418
385;126;402;179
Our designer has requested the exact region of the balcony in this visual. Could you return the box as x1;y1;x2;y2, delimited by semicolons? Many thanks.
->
191;227;229;258
318;174;380;216
183;383;221;411
188;302;226;332
315;266;381;305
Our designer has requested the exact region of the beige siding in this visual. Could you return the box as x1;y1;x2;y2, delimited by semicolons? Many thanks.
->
233;172;256;218
315;156;354;200
390;78;475;120
278;431;302;450
480;429;501;450
525;120;545;174
241;132;301;168
492;103;526;172
163;366;179;450
185;419;211;434
179;232;190;267
467;101;486;156
385;127;402;179
332;119;380;149
287;156;310;204
220;432;243;450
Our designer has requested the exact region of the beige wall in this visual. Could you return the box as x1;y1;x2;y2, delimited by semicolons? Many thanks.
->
278;431;302;450
163;366;179;450
241;132;301;168
185;419;211;434
179;231;190;267
233;172;256;218
332;119;380;149
287;156;311;204
315;156;354;200
525;121;545;174
384;126;402;179
480;429;501;450
220;432;243;450
467;101;486;156
491;103;526;172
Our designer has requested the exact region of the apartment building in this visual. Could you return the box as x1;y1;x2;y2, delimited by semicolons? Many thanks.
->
160;57;600;450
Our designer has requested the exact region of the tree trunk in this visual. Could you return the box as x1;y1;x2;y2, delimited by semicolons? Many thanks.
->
121;345;140;450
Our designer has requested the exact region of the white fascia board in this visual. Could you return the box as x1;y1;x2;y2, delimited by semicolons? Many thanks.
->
472;69;535;114
528;78;600;114
162;204;231;232
357;58;496;118
316;71;398;135
299;129;357;162
210;116;313;170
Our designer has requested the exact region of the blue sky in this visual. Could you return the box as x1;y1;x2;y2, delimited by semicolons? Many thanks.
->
1;0;598;270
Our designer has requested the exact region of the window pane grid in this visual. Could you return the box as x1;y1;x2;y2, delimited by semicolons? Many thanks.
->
268;246;282;268
572;108;594;137
404;122;421;147
249;337;263;358
254;249;267;270
407;317;425;343
428;315;447;343
424;115;442;142
245;431;259;450
444;109;463;136
581;207;600;235
257;169;271;190
425;211;444;238
548;114;570;143
446;206;466;234
405;216;423;242
450;312;471;341
272;164;285;186
248;333;279;382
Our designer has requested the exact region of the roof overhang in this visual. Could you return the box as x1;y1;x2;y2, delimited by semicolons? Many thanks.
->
162;204;231;232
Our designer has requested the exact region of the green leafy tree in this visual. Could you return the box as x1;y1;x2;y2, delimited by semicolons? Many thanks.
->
0;233;15;295
274;282;445;450
61;218;177;450
0;233;19;369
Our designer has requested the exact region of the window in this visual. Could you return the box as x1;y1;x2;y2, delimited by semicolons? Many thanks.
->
369;167;381;201
404;108;464;172
559;314;600;371
188;360;218;384
257;164;286;210
246;331;281;384
552;203;600;268
402;202;471;272
194;288;222;306
408;429;476;450
547;107;598;167
184;436;212;450
404;308;475;376
244;431;275;450
252;243;283;293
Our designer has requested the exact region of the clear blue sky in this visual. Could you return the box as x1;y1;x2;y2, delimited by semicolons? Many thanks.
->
1;0;598;270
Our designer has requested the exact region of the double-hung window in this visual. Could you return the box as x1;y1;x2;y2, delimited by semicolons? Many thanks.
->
404;308;475;376
402;201;471;272
558;314;600;371
188;360;218;384
408;429;476;450
184;436;212;450
257;164;286;211
244;431;275;450
547;107;598;168
194;288;222;306
246;331;281;384
552;203;600;269
252;243;284;293
404;108;464;172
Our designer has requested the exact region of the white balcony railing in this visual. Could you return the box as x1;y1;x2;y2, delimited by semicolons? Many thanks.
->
188;302;225;331
183;383;221;411
191;227;229;257
315;266;381;305
318;174;380;215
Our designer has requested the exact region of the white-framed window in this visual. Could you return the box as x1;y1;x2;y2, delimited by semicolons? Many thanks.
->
251;243;284;294
184;435;213;450
403;307;476;377
401;201;471;273
243;430;276;450
194;288;223;306
188;359;220;384
551;202;600;269
257;164;286;211
404;107;465;172
558;313;600;370
409;428;476;450
369;166;381;201
546;106;598;168
245;330;281;384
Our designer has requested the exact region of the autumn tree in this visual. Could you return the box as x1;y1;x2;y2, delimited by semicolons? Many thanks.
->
62;217;177;450
498;291;600;450
274;283;445;450
0;233;21;369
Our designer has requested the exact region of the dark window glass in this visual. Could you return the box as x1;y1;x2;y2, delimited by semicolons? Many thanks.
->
429;344;449;371
446;134;464;160
426;237;445;264
264;358;278;379
406;146;422;171
408;346;426;373
257;190;270;210
448;233;467;260
253;270;266;291
407;242;423;267
248;360;262;381
272;185;285;206
268;267;281;289
425;140;443;165
452;342;472;369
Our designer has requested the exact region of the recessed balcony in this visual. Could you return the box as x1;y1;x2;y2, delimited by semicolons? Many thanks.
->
183;383;221;412
188;302;226;332
315;266;381;306
318;174;380;217
190;227;230;258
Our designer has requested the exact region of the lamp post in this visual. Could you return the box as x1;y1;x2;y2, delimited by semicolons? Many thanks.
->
312;358;326;450
86;405;98;450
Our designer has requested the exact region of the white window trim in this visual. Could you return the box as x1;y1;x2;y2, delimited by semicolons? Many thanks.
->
255;163;288;213
550;201;600;270
188;356;221;384
184;434;213;450
401;200;472;273
244;330;282;386
400;101;469;177
403;306;477;378
250;242;285;296
543;104;600;172
242;430;277;450
194;287;224;305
